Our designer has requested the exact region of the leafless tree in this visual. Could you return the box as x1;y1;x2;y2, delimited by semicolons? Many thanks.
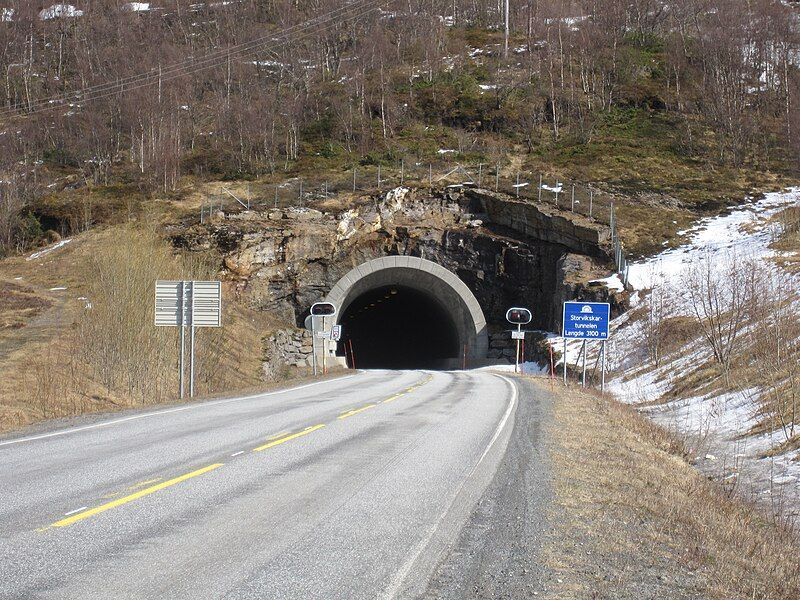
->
686;249;752;377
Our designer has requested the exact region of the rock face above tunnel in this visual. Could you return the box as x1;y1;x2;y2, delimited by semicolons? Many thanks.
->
176;186;621;363
465;189;611;259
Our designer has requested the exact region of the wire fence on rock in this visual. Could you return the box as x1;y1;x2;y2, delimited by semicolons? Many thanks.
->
200;159;629;284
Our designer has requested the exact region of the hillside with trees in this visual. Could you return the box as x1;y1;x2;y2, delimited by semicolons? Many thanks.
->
0;0;798;255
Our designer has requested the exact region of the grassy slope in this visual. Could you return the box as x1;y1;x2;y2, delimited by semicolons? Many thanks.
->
542;382;800;599
0;225;281;434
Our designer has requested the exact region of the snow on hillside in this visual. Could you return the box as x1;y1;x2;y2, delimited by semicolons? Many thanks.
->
626;190;798;292
123;2;151;11
608;188;800;519
40;5;84;20
26;238;72;261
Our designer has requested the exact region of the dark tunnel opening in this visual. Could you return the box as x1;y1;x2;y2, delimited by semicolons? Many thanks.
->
337;285;461;369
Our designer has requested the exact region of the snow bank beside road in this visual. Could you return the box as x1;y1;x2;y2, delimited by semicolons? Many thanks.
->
608;188;800;519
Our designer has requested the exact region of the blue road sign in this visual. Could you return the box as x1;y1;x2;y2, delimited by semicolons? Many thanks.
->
562;301;611;340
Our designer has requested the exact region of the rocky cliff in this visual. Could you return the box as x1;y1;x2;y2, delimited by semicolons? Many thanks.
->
176;186;624;343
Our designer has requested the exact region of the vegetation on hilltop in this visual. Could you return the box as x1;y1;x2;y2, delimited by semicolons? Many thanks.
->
0;0;798;254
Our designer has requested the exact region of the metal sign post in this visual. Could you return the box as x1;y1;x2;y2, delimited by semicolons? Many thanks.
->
581;340;587;387
600;340;606;393
309;302;337;377
563;338;567;386
305;314;318;376
506;307;532;375
156;280;222;399
321;315;326;375
312;317;318;376
179;281;185;398
189;282;195;398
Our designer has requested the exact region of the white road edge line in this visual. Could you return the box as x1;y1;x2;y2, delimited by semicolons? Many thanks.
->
64;506;88;516
0;374;358;447
379;373;518;600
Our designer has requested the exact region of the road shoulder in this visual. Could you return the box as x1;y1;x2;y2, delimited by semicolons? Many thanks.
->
540;383;800;599
425;376;800;599
423;375;554;598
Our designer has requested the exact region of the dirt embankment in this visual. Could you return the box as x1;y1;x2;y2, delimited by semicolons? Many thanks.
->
543;384;800;599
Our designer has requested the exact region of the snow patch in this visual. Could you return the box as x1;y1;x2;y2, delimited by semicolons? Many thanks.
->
123;2;151;11
40;5;84;20
27;239;72;261
590;273;625;292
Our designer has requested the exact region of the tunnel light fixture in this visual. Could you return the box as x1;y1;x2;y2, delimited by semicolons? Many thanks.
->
390;289;398;294
310;302;337;317
506;307;532;325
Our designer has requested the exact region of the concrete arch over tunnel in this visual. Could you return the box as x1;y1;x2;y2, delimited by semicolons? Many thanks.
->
325;256;488;369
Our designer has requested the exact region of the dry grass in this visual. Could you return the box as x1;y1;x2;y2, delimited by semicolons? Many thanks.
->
0;280;52;329
0;223;285;434
770;206;800;273
541;382;800;599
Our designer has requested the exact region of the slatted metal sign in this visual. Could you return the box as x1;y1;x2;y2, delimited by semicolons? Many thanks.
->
190;281;222;327
155;281;184;326
155;281;222;327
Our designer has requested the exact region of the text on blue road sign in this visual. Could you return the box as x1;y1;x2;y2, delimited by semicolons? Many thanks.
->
562;301;611;340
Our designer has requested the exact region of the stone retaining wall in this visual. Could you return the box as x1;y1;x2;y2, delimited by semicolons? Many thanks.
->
262;328;314;379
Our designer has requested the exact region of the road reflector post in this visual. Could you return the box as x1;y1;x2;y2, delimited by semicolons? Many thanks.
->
506;307;532;375
309;302;338;377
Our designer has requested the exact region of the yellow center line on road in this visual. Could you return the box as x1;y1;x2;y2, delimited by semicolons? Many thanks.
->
383;375;434;403
252;424;326;452
49;463;224;529
337;404;377;420
100;477;164;499
381;393;404;404
128;477;162;491
404;375;434;394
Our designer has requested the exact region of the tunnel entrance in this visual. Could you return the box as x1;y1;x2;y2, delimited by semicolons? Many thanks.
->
338;285;459;369
325;256;489;370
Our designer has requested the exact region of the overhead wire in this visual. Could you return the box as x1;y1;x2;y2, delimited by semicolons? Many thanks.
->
0;0;400;119
0;0;385;117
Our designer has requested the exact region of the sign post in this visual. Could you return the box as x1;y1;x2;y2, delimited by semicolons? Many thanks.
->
155;280;222;398
190;282;195;398
561;301;610;388
581;340;587;387
179;281;185;398
600;340;606;393
506;307;532;374
310;302;337;377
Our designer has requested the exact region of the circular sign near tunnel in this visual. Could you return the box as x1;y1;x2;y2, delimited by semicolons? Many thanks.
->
325;256;488;370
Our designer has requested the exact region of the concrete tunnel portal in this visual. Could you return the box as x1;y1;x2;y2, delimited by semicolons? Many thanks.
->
325;257;489;370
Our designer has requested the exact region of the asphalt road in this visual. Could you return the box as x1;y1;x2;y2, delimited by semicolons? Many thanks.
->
0;369;521;599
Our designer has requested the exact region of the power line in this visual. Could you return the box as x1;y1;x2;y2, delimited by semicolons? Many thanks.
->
1;0;385;117
0;0;398;119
